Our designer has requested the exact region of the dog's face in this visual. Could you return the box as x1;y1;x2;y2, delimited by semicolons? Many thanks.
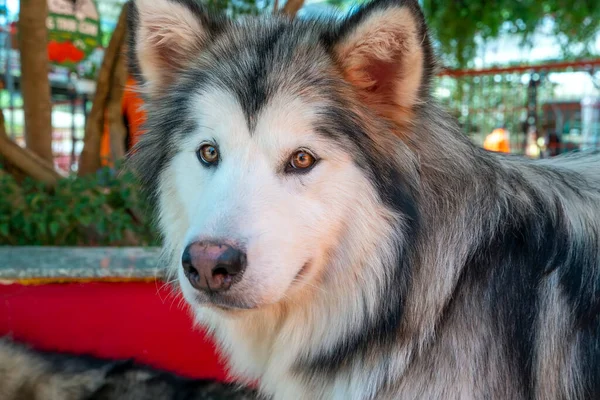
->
163;90;374;309
128;0;432;310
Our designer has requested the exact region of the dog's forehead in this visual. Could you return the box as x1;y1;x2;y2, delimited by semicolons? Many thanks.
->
194;18;335;131
190;83;327;156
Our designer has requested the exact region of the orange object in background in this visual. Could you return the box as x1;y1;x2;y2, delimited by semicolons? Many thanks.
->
100;77;146;167
48;40;86;64
483;128;510;153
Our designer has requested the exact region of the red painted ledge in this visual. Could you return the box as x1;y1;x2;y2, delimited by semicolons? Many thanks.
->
0;281;230;382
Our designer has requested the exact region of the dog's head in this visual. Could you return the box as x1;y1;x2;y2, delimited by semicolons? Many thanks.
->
128;0;433;311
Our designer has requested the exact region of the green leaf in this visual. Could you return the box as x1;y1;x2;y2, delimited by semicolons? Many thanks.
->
49;221;60;237
79;215;93;226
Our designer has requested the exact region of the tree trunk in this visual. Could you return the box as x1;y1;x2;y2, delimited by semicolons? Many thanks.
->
78;6;128;176
0;109;65;186
280;0;305;17
18;0;53;164
107;50;128;163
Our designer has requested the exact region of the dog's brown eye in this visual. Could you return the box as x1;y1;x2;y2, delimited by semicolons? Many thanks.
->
198;144;219;166
289;150;316;171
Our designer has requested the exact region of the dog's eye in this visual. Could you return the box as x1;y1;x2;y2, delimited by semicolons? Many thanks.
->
197;144;219;166
287;150;317;173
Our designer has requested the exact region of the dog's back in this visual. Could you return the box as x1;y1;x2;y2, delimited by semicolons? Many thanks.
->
541;151;600;186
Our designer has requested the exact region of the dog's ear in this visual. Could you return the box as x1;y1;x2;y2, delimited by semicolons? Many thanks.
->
328;0;435;123
127;0;224;97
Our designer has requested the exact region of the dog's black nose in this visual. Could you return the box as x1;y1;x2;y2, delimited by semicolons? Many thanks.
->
182;241;247;292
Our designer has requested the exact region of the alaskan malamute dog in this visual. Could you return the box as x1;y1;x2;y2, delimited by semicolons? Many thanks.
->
127;0;600;398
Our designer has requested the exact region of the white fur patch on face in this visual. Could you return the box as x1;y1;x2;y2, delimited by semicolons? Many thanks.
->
160;87;372;309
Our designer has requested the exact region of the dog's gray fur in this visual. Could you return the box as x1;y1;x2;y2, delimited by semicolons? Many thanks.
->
126;0;600;398
0;338;259;399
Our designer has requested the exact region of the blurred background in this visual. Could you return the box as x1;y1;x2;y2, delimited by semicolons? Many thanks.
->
0;0;599;246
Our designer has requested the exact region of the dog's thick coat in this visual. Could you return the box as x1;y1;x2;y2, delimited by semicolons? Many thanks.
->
127;0;600;398
0;339;258;399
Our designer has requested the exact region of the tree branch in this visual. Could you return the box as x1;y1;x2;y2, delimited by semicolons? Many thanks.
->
280;0;305;18
78;5;128;176
0;109;65;186
107;50;128;163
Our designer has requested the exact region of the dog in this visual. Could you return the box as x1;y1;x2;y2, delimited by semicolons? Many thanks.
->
0;338;258;399
126;0;600;398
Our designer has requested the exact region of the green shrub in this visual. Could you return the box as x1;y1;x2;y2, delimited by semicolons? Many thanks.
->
0;165;159;246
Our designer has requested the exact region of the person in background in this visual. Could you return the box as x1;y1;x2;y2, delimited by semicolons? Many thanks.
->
525;127;541;159
483;127;511;153
545;131;561;157
100;76;146;167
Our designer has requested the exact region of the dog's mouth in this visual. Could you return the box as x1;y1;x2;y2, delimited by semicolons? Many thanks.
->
188;260;313;311
196;292;256;310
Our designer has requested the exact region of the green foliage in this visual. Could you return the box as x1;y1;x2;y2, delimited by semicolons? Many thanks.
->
0;165;159;246
421;0;600;68
203;0;272;17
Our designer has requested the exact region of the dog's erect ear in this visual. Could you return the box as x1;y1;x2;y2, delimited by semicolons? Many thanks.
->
328;0;435;123
127;0;223;97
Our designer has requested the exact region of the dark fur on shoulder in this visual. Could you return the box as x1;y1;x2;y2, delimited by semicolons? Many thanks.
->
0;338;259;400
